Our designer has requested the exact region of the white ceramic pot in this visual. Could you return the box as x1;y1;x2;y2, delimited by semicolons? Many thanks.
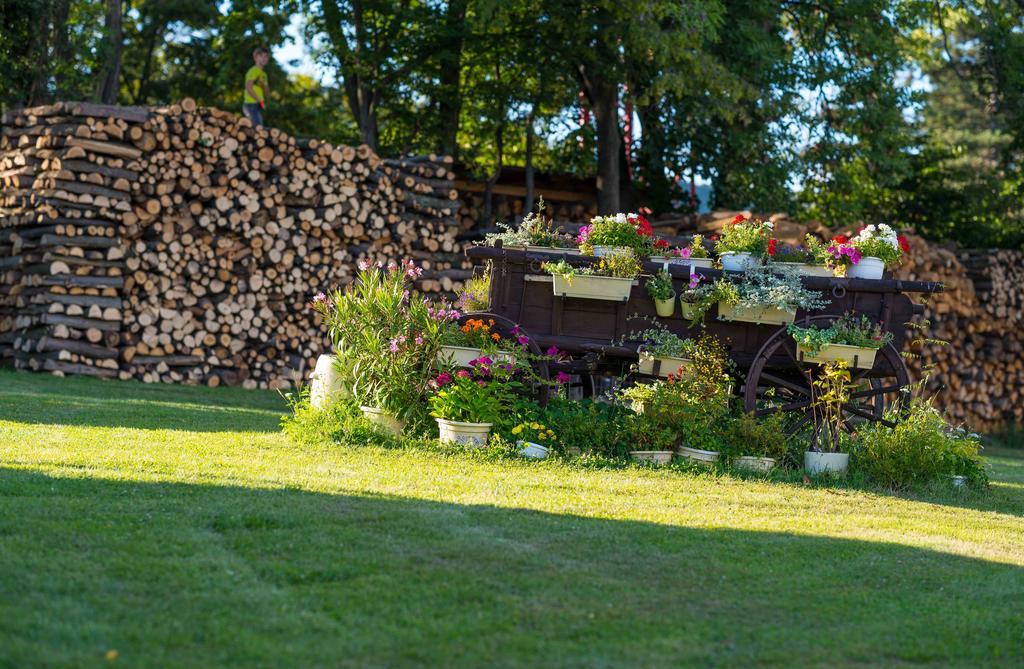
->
551;274;635;302
436;418;492;448
847;256;885;280
630;450;674;465
796;343;878;370
736;456;776;473
677;445;720;465
804;451;849;476
309;354;347;409
796;264;834;277
717;302;796;325
518;441;550;459
437;345;514;369
592;245;632;258
359;406;406;437
637;352;691;378
720;252;758;272
654;293;676;318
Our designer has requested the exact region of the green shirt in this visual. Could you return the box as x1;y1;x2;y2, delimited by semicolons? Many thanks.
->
244;66;267;104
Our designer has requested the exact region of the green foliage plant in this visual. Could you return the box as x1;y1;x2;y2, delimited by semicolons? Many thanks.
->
722;411;788;460
714;215;773;257
457;270;491;312
543;249;641;282
538;398;631;458
623;413;677;453
788;314;893;355
483;197;576;249
428;358;520;424
811;360;852;453
646;269;675;301
731;263;829;312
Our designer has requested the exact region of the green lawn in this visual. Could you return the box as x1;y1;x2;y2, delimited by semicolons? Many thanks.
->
1;369;1022;668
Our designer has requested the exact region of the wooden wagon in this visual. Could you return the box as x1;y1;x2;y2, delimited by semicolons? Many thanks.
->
464;242;944;434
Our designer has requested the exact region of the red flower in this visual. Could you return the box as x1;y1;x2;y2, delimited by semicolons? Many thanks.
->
710;234;719;241
730;214;745;226
654;238;669;249
897;234;910;253
633;215;653;237
767;239;777;256
832;234;849;245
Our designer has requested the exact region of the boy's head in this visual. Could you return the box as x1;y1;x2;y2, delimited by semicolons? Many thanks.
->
253;47;269;67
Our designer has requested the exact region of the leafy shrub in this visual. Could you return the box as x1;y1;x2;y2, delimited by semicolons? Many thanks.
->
851;398;988;490
622;412;676;452
281;392;398;448
458;271;491;312
721;411;788;460
538;398;631;458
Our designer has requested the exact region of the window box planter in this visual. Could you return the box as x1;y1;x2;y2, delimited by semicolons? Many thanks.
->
847;256;885;280
735;455;776;473
518;440;549;459
360;406;406;437
654;292;676;318
437;345;514;368
637;349;691;378
506;245;580;255
795;264;833;277
719;251;759;272
551;274;635;302
717;302;796;325
592;245;633;258
436;418;492;448
796;343;878;369
677;445;720;465
804;451;849;476
630;450;674;465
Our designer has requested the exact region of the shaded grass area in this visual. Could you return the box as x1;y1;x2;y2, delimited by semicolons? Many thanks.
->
1;369;1023;667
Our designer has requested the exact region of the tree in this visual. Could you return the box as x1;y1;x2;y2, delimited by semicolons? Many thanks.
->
94;0;123;104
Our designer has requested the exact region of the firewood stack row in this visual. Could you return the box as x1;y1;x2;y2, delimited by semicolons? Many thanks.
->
0;100;460;388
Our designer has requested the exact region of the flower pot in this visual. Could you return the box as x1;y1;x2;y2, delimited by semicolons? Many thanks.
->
736;455;776;473
436;418;492;447
630;450;674;465
359;406;406;437
720;252;759;272
680;301;700;321
518;440;550;459
551;274;635;302
847;256;885;280
795;264;834;278
437;345;514;369
804;451;849;476
677;445;720;465
717;302;796;325
637;352;691;378
309;354;347;409
592;245;632;258
796;343;878;369
951;475;967;488
654;293;676;317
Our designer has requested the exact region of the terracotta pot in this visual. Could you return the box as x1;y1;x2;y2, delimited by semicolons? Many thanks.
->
804;451;849;476
796;343;878;370
654;293;676;317
630;450;674;465
847;256;885;280
677;445;720;465
436;418;492;448
736;455;776;473
717;302;796;325
359;406;406;437
551;274;635;302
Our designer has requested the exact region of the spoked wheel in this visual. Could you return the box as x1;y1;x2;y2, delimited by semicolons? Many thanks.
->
455;312;551;406
742;315;911;440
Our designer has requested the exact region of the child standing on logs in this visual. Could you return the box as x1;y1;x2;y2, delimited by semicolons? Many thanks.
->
243;47;270;127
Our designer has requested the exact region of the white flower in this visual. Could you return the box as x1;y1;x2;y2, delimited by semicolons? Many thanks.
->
615;213;627;224
764;221;774;230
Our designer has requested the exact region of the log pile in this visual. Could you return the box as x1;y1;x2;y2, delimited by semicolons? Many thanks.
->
1;100;461;388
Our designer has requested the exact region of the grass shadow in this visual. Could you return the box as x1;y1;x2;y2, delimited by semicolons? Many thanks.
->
0;467;1022;668
0;368;286;432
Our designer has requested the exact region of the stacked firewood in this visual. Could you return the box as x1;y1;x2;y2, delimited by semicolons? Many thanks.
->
0;100;461;388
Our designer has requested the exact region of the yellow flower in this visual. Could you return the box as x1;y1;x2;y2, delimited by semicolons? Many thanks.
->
531;422;541;430
537;433;546;440
511;425;523;435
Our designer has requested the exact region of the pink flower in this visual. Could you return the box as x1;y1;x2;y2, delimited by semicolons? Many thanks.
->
688;275;701;289
435;372;452;386
680;247;692;260
546;346;560;357
415;335;424;345
556;371;571;384
311;291;328;307
576;225;591;245
477;380;487;387
357;259;371;271
389;340;400;353
456;370;471;378
476;356;494;366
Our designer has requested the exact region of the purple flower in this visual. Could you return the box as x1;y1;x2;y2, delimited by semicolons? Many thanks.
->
435;372;452;386
477;380;487;387
517;334;530;345
476;356;494;366
556;371;571;384
402;290;410;302
389;340;400;353
546;345;560;357
415;335;424;345
688;275;701;289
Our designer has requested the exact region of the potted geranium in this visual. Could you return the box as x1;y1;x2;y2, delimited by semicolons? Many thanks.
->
429;357;519;447
645;269;676;317
543;249;641;302
313;259;448;435
715;264;828;325
438;316;515;368
511;420;559;459
482;197;579;254
577;212;657;257
788;314;892;369
715;214;773;272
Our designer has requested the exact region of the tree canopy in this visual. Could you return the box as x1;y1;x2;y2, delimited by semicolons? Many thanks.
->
1;0;1023;247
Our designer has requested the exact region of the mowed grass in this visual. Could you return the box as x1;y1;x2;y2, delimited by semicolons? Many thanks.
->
1;370;1022;668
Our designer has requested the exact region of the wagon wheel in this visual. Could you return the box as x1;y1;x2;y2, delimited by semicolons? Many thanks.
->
455;312;551;406
742;315;911;439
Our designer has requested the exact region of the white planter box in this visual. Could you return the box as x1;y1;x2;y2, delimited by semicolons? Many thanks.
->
503;245;580;255
630;450;674;465
592;245;632;258
437;345;514;368
736;456;776;473
804;451;849;476
717;303;796;325
360;406;406;437
436;418;492;448
847;256;885;280
551;274;635;301
518;441;550;459
654;295;676;317
796;343;878;369
677;445;720;465
720;252;759;272
637;353;691;378
795;264;833;277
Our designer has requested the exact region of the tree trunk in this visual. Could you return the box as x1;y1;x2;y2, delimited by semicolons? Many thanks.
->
436;0;467;159
635;101;670;212
591;76;621;213
51;0;72;99
95;0;123;104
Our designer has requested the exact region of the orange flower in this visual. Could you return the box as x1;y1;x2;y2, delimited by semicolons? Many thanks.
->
491;332;501;341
